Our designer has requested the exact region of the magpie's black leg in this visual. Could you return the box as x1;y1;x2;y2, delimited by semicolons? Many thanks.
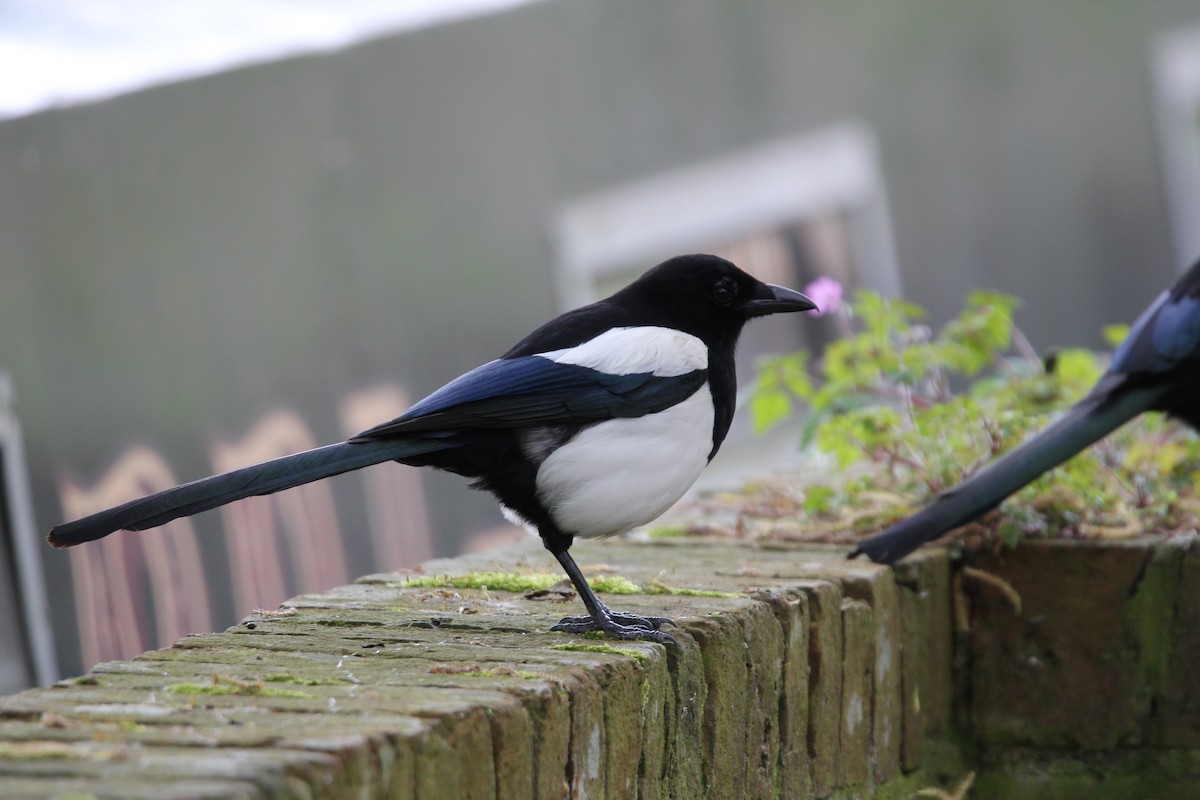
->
548;549;677;645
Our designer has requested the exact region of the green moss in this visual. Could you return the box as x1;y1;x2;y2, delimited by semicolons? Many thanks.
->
646;526;687;538
550;643;649;664
1122;544;1182;713
397;571;644;594
655;586;738;598
589;576;640;594
398;572;563;592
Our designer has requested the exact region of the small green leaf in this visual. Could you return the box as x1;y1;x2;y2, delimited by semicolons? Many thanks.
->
1052;348;1103;393
1103;323;1131;348
804;485;837;514
750;389;792;433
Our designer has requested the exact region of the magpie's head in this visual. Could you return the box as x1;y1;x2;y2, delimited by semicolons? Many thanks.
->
616;254;817;342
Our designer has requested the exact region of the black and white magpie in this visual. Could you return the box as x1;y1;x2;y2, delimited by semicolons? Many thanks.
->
852;257;1200;565
49;254;816;643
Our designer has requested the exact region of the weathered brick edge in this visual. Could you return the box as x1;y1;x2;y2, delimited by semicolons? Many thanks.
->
0;538;962;799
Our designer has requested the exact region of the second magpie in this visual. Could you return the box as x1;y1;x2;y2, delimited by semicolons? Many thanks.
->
852;257;1200;565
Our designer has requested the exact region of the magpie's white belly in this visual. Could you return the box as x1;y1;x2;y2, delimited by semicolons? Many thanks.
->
534;386;714;538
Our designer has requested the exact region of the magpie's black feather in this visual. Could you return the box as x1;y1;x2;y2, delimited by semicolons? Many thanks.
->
352;358;706;436
48;438;449;546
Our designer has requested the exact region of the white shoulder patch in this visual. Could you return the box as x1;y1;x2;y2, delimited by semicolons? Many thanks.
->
538;326;707;377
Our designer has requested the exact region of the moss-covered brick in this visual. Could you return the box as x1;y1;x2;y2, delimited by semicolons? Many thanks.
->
563;660;606;799
487;695;535;799
840;561;902;783
633;643;671;800
598;647;647;800
1160;532;1200;747
683;611;751;799
968;537;1181;749
411;710;490;800
738;601;785;800
797;578;844;797
750;587;812;798
840;598;874;792
661;623;707;799
508;680;571;800
893;548;954;771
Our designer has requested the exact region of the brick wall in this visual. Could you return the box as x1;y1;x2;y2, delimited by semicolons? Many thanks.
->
1;533;1197;798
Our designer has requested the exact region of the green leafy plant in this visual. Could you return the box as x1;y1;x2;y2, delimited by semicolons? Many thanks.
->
746;286;1200;547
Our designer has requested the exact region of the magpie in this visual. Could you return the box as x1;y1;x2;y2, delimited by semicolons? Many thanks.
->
49;254;816;643
851;257;1200;565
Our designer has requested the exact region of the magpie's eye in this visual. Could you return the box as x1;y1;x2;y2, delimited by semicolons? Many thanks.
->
712;277;737;306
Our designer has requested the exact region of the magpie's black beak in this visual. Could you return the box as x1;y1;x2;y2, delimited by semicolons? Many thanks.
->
743;283;817;318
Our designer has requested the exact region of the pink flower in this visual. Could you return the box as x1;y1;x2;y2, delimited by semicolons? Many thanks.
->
803;276;842;317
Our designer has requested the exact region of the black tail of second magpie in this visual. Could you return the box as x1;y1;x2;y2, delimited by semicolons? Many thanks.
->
850;380;1170;564
47;437;449;548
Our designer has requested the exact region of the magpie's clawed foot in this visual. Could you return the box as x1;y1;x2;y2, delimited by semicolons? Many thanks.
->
552;611;674;631
551;603;677;644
